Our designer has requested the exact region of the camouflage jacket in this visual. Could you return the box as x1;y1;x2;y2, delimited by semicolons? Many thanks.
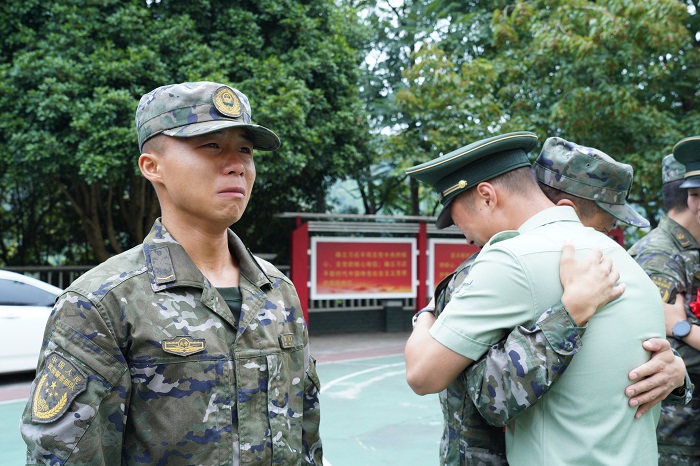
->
433;253;586;466
629;216;700;456
21;220;322;465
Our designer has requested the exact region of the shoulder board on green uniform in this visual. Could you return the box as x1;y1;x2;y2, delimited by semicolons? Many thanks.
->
489;230;520;245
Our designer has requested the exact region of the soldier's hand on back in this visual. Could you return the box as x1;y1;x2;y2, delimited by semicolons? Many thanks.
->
559;240;626;326
626;338;687;418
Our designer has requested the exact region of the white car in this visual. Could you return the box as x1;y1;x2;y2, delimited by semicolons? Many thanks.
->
0;270;62;374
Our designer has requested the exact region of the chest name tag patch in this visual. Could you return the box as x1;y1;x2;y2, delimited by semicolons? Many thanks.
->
279;333;295;349
651;275;675;303
32;352;87;423
162;335;206;356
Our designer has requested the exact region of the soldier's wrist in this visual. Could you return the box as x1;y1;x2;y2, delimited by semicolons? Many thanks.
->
560;292;594;326
672;320;692;340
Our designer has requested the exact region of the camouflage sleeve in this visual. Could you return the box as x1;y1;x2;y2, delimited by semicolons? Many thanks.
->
302;350;323;464
671;337;700;377
20;292;130;464
465;301;586;427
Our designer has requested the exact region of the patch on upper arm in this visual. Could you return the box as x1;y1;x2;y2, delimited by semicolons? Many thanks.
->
32;352;87;423
651;275;676;303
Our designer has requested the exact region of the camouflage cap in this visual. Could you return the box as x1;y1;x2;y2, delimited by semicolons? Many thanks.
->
135;81;281;152
534;137;649;228
674;136;700;189
406;131;538;229
662;154;685;185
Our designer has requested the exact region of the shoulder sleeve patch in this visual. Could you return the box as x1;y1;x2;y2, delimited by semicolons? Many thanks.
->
676;232;692;248
32;352;87;423
651;275;676;303
149;246;177;284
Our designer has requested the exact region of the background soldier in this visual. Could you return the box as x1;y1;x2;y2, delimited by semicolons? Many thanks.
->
20;82;322;465
630;138;700;465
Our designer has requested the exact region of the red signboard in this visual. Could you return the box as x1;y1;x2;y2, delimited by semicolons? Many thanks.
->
311;238;416;299
428;239;480;294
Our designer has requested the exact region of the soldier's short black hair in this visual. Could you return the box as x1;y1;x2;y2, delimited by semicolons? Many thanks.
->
457;166;540;210
662;179;688;212
538;182;601;220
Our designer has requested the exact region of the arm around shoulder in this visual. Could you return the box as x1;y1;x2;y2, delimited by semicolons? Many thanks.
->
404;311;474;395
467;302;585;426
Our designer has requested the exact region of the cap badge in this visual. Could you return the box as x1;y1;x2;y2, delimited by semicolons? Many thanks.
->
439;180;468;201
213;86;242;118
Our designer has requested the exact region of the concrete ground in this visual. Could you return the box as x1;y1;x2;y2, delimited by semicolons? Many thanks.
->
0;331;444;465
310;330;411;363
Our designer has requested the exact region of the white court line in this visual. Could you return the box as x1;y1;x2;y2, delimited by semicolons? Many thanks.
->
324;370;406;399
320;362;405;394
0;398;27;405
316;351;405;365
320;360;406;466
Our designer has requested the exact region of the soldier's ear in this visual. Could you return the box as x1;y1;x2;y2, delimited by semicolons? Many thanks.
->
556;198;576;208
556;198;580;216
475;182;498;209
139;152;162;184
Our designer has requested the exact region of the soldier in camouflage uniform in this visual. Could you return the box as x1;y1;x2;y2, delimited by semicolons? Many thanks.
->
418;136;690;465
20;82;322;465
629;138;700;465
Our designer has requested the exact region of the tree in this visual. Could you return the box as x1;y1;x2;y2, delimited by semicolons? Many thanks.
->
374;0;699;244
346;0;432;216
0;0;369;264
352;0;514;217
484;0;699;233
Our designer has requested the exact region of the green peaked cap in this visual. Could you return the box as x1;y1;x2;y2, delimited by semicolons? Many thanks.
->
406;131;538;229
674;136;700;189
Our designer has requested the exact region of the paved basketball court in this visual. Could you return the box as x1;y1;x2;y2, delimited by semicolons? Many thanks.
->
0;332;443;465
318;354;441;465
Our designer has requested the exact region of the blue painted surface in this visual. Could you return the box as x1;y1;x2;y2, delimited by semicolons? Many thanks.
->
0;354;443;465
0;401;25;465
318;355;442;466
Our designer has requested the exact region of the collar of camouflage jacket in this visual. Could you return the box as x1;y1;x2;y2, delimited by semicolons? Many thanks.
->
142;218;273;292
661;215;700;250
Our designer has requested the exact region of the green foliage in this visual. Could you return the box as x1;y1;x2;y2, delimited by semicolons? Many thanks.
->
0;0;369;264
2;0;698;264
362;0;699;243
484;0;699;239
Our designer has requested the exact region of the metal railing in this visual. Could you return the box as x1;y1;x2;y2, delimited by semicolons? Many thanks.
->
4;264;416;312
3;265;93;289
